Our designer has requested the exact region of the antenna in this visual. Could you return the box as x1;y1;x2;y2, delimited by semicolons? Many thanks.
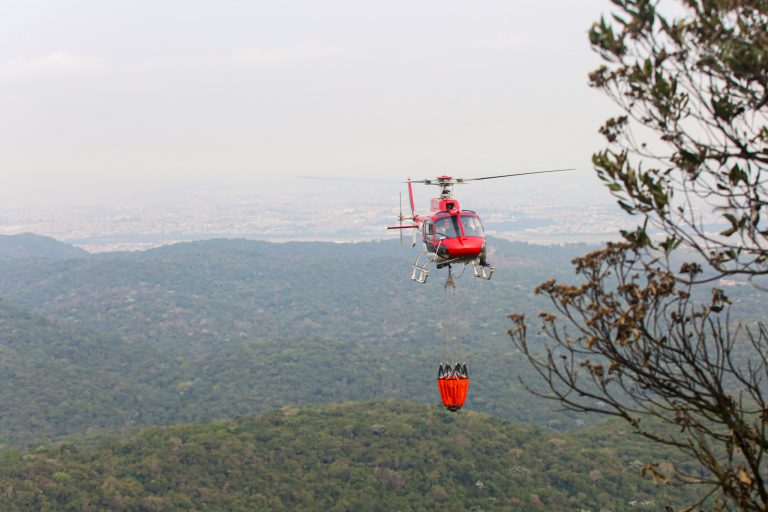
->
399;192;404;246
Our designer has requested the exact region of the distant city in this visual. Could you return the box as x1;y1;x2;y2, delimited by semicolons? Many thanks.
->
0;180;638;252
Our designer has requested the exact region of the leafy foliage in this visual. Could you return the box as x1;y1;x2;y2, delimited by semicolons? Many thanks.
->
510;243;767;510
589;0;768;276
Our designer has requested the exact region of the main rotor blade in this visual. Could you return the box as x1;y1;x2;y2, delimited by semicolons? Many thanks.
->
461;168;574;182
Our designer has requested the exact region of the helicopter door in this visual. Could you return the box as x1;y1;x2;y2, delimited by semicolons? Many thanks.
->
424;220;436;252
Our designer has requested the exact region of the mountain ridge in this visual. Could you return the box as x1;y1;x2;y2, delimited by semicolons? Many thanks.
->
0;233;88;260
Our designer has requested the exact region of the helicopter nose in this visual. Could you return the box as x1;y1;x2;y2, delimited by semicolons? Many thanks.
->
444;237;484;258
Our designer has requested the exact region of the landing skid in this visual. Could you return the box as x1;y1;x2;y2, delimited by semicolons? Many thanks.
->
410;253;493;284
471;260;494;280
411;252;432;283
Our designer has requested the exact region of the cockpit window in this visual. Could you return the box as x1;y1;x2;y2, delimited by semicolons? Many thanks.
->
434;216;460;239
461;215;484;237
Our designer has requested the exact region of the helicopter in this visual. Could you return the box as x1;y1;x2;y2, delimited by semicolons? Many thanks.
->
387;169;572;287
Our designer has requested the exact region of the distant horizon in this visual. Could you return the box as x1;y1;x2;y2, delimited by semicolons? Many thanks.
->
0;226;622;255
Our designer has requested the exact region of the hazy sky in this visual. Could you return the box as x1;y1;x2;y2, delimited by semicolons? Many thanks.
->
0;0;618;209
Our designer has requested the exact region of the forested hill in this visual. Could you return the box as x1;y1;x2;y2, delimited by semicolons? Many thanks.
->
0;237;589;352
0;233;88;260
0;299;179;444
0;237;596;446
1;237;763;447
0;401;697;511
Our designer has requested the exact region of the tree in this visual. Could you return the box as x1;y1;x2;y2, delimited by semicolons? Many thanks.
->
509;1;768;510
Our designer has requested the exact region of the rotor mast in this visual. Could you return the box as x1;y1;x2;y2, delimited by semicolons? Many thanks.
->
417;175;459;199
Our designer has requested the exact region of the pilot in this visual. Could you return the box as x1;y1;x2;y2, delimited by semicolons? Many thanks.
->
435;218;450;238
463;216;481;236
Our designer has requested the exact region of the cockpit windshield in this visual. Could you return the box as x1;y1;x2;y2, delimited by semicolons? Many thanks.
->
434;216;460;239
461;214;484;237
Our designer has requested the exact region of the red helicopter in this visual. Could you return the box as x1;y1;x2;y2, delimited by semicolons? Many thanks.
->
386;169;571;413
387;169;572;287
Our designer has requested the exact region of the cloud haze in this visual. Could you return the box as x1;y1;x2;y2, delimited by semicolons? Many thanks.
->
0;0;617;209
